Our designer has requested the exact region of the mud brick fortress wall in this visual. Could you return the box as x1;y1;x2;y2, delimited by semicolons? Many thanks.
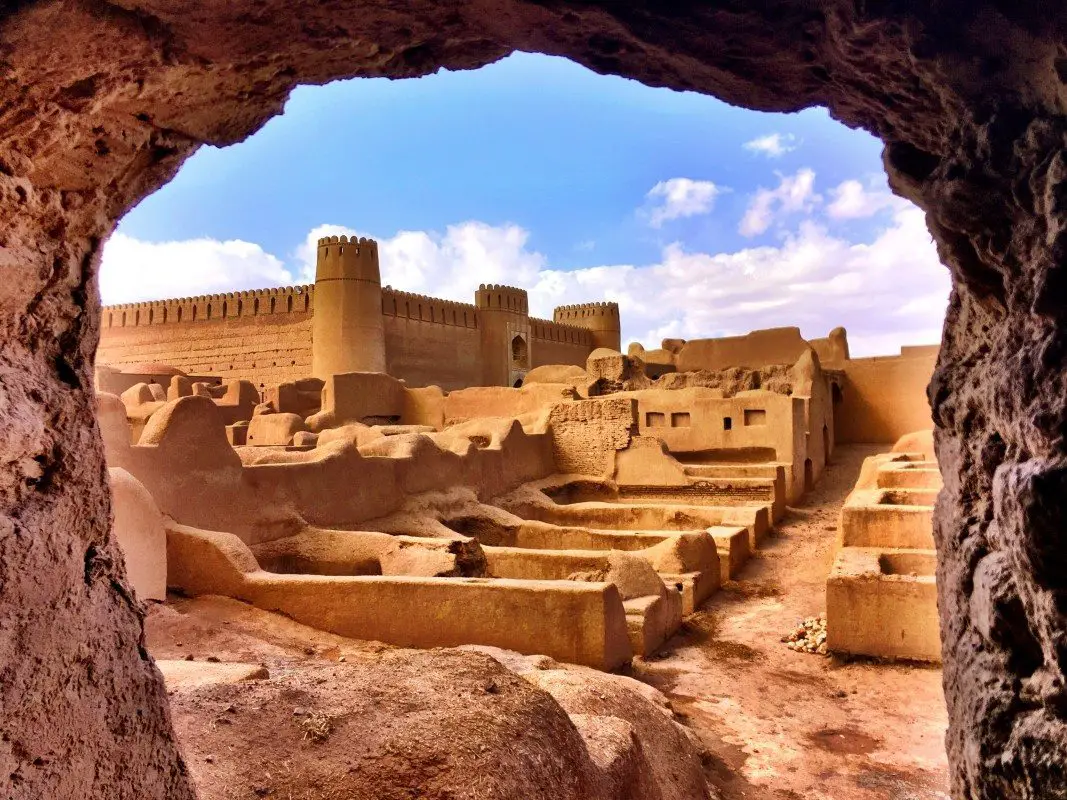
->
98;235;619;390
98;287;315;387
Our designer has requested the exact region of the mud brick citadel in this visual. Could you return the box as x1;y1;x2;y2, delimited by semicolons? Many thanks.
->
90;230;947;800
98;234;621;390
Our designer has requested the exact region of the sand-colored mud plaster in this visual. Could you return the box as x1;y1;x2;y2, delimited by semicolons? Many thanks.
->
827;434;942;662
167;522;634;670
548;398;637;476
443;382;578;426
109;467;167;602
675;327;811;373
631;325;930;449
836;345;939;445
7;1;1067;796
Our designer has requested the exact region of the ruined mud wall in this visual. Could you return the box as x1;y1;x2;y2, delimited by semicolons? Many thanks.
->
6;1;1067;798
548;399;637;475
676;328;811;373
836;348;939;445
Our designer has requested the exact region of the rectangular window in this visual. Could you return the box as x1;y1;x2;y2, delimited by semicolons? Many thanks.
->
671;412;691;427
744;409;767;426
646;412;667;427
723;417;733;431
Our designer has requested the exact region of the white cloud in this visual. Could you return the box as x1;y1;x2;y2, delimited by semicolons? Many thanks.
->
534;205;947;356
99;233;296;303
101;199;948;359
293;221;546;302
743;133;798;158
645;178;724;228
826;178;905;219
739;168;820;237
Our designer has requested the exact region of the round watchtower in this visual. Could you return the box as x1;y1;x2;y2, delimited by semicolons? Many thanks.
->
474;284;531;386
553;302;621;352
312;235;386;378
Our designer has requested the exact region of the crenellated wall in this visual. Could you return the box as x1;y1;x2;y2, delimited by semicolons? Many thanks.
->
553;302;622;352
529;317;595;368
98;248;615;389
98;286;315;387
382;288;482;389
382;288;479;327
103;285;314;330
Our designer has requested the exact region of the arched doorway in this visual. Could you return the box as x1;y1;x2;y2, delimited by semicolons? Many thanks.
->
511;334;528;367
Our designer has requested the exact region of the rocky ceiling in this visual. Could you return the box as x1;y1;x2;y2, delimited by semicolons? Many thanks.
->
2;1;1067;798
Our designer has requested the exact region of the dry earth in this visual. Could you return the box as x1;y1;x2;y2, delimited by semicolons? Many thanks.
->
146;444;947;799
633;444;949;800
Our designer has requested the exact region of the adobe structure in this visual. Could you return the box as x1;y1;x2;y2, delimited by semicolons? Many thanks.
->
97;234;621;391
827;430;941;663
85;324;947;797
98;323;938;666
9;2;1067;798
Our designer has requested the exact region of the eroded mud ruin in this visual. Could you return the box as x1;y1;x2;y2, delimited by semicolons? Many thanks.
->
4;2;1067;799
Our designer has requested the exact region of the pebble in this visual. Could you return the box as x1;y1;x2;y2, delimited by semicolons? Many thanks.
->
782;614;829;656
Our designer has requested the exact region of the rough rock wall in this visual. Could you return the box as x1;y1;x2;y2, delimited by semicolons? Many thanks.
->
4;1;1067;797
922;121;1067;798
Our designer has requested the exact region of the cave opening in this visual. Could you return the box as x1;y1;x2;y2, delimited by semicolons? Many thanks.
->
3;4;1066;799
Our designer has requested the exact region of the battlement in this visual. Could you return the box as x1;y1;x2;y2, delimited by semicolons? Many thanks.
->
316;234;378;251
316;234;380;283
475;283;529;313
102;285;314;329
529;317;594;345
382;287;479;328
553;302;621;325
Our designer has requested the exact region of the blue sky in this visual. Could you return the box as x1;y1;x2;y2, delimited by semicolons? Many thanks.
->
103;52;949;356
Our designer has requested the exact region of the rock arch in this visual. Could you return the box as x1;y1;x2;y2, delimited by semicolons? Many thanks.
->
2;2;1066;798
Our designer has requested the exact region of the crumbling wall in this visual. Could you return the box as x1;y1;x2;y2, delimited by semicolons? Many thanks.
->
5;1;1067;797
548;399;637;476
675;328;811;372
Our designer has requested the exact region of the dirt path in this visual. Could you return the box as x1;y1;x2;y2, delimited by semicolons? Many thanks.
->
632;444;949;800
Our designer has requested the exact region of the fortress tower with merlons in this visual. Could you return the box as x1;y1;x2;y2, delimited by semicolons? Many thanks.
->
97;234;621;390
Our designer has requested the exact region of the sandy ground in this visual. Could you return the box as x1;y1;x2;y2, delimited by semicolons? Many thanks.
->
630;444;949;800
146;443;948;799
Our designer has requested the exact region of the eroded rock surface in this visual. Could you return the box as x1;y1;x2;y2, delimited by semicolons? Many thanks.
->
4;1;1067;798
